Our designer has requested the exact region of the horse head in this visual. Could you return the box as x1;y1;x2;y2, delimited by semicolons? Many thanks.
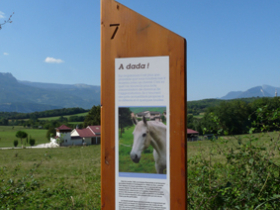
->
130;116;151;163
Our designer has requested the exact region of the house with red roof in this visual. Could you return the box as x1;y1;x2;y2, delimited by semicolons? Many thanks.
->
50;124;101;146
187;128;199;141
50;125;72;145
71;125;101;145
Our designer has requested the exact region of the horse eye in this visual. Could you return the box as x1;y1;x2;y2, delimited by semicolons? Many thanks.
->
142;133;146;137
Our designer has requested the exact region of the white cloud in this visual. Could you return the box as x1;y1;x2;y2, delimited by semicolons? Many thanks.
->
44;57;64;64
0;11;5;19
3;52;9;55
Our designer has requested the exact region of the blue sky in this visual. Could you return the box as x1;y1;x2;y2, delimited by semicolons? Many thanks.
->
1;0;279;101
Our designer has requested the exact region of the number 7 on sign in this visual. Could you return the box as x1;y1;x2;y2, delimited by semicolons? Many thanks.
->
110;24;120;40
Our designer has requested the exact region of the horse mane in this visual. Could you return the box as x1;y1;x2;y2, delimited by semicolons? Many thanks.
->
147;120;166;130
147;121;166;145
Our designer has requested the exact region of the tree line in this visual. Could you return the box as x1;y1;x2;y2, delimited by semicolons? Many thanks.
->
188;97;280;135
0;108;89;126
46;105;100;139
0;106;100;136
187;97;259;115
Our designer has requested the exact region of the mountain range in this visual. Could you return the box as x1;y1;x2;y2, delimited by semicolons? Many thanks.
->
0;72;100;113
1;72;279;113
220;85;280;99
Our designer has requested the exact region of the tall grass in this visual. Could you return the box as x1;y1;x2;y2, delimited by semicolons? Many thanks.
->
0;145;101;209
188;132;280;209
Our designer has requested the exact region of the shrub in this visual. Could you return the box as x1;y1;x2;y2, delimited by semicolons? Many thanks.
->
15;130;28;147
29;139;36;146
13;140;18;147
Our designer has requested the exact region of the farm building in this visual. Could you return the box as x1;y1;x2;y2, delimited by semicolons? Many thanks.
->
52;125;72;144
50;125;101;146
187;128;199;141
135;111;162;121
135;111;150;118
150;111;162;120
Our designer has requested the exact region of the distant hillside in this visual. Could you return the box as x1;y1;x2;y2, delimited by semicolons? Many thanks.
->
0;72;100;113
0;102;62;113
187;99;223;115
221;91;243;100
0;107;88;120
221;85;280;99
19;80;101;107
19;81;98;90
187;97;260;115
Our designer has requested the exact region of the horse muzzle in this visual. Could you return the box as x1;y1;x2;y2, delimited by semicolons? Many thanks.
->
130;153;140;163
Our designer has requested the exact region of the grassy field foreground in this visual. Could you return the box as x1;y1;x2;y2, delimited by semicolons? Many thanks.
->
187;131;280;209
187;131;280;164
0;145;101;209
2;130;280;209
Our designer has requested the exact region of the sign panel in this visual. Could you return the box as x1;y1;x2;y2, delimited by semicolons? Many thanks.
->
101;0;186;209
115;56;170;209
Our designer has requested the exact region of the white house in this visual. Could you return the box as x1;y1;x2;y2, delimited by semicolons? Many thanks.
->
50;125;101;146
50;125;72;145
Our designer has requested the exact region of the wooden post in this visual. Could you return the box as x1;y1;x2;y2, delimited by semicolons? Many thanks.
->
101;0;186;209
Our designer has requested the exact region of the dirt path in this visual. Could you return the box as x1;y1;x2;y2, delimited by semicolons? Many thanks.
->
0;142;59;150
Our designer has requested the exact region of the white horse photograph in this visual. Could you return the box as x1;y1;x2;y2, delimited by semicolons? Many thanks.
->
130;116;167;174
118;107;167;174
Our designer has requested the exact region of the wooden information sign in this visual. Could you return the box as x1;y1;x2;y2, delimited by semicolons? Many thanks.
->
101;0;186;209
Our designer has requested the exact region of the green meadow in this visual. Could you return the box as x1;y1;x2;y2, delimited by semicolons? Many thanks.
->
68;122;83;125
38;112;89;121
129;107;166;114
193;112;205;119
7;112;89;122
0;146;101;209
118;126;157;174
0;126;49;147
